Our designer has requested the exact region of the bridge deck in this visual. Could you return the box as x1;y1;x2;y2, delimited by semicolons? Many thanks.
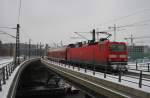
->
0;58;150;98
42;59;150;98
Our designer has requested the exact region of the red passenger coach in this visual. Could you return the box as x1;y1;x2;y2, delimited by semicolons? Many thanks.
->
48;46;67;61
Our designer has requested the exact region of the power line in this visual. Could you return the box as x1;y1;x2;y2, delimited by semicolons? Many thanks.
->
103;8;150;25
0;31;16;38
73;32;89;40
109;19;150;29
106;18;150;41
124;34;150;45
113;8;150;22
0;27;16;29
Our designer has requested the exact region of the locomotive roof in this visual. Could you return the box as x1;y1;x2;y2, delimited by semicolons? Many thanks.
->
109;41;126;44
49;40;126;51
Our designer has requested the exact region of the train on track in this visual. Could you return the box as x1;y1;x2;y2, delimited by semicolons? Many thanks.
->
48;30;128;72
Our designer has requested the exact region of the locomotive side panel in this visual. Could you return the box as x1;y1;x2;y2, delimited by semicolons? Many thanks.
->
94;44;108;65
67;46;93;64
67;44;109;65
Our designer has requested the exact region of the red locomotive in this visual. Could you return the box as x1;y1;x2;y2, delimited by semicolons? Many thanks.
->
48;30;128;72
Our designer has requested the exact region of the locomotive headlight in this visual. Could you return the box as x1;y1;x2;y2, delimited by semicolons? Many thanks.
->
109;55;117;58
119;55;127;58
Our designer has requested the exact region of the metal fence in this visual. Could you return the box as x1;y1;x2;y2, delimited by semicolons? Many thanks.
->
0;62;15;91
128;62;150;72
47;59;150;89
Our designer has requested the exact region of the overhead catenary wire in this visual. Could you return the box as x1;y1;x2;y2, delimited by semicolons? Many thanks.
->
97;17;150;42
102;8;150;25
98;17;150;37
124;34;150;45
116;19;150;28
0;27;16;29
113;8;150;22
0;31;16;38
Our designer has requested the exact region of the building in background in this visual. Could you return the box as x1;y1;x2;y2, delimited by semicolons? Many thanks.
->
127;45;150;61
0;41;14;57
0;40;45;57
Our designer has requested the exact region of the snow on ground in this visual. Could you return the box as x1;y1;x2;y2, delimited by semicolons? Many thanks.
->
0;57;17;98
128;62;150;72
0;57;13;69
127;62;150;75
47;60;150;93
0;65;20;98
128;69;150;76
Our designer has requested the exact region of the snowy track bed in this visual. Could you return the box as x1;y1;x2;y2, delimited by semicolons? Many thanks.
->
47;60;150;94
127;70;150;79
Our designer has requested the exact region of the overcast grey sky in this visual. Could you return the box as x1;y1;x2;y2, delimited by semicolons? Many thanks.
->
0;0;150;46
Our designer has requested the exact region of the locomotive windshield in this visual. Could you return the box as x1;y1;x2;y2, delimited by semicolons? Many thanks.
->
109;44;126;52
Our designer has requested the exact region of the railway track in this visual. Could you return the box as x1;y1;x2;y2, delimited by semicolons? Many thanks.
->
125;71;150;80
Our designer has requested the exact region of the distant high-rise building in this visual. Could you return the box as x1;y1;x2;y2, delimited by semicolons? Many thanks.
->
127;45;150;61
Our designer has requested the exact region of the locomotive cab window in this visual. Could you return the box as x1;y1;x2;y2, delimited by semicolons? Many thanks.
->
109;44;126;52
